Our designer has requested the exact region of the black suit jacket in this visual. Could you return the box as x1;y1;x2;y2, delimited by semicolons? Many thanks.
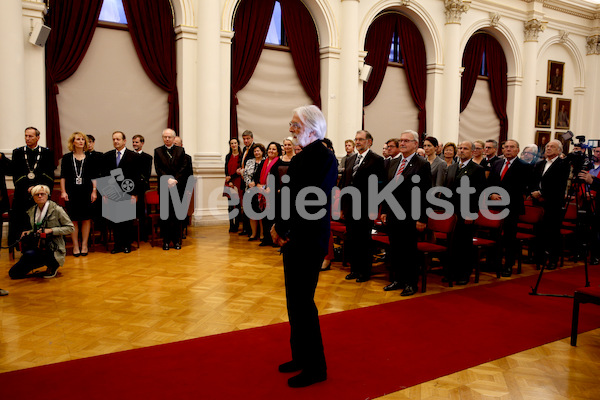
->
274;139;338;255
382;153;431;224
138;151;153;192
102;148;142;196
339;150;385;221
154;145;188;192
487;157;531;215
481;155;500;172
529;157;569;211
12;146;55;199
445;160;486;215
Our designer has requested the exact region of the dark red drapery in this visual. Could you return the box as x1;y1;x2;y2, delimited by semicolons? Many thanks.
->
363;13;428;135
280;0;321;108
461;33;508;141
230;0;276;139
397;16;427;136
122;0;180;134
460;34;486;112
484;37;508;141
363;14;396;107
45;0;103;165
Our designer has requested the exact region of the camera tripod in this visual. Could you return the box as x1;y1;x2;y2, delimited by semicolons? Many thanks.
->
529;176;592;297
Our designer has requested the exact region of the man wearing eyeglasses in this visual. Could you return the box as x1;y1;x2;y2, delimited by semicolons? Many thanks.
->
339;130;385;283
481;139;500;177
380;130;431;296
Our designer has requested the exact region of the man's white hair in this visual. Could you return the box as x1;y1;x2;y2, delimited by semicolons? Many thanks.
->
401;130;419;142
293;105;326;140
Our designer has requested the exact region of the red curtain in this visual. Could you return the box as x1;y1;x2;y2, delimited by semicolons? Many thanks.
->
460;33;508;141
230;0;276;139
397;15;427;135
460;34;486;112
280;0;321;107
485;38;508;141
363;14;428;135
122;0;179;134
363;14;397;107
45;0;103;165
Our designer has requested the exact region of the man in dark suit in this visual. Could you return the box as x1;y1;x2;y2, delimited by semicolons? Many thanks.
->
102;131;141;254
9;127;55;249
380;130;431;296
481;139;500;177
154;129;189;250
339;130;385;283
528;139;569;269
445;141;486;284
271;105;337;388
132;134;153;241
173;136;194;238
236;130;255;236
486;139;532;276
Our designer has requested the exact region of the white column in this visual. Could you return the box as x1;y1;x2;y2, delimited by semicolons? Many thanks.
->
583;35;600;137
338;0;361;138
175;25;198;148
440;0;470;144
320;46;341;149
506;76;523;140
0;0;27;152
519;19;545;145
22;1;47;145
426;63;445;139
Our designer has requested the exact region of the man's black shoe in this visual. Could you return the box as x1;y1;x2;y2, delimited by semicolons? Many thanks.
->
278;360;301;373
356;275;370;283
591;257;600;265
501;269;512;277
345;272;359;280
383;281;402;291
288;371;327;388
546;263;557;270
123;247;131;254
110;248;123;254
162;243;170;251
455;279;469;285
174;243;182;250
400;285;416;296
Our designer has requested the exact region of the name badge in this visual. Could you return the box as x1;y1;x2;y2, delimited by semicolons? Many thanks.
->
76;177;83;185
27;172;35;179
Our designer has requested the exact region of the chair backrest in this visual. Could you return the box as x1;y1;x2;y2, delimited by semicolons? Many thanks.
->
563;202;578;221
427;213;457;234
519;205;544;225
145;190;159;205
475;210;503;229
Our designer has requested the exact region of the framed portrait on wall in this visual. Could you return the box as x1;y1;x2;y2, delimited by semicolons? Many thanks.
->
547;60;565;94
555;132;570;153
555;98;571;130
536;131;551;152
535;96;552;128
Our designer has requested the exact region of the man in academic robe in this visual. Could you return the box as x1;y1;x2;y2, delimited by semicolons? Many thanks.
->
154;129;189;250
132;134;153;241
9;127;55;249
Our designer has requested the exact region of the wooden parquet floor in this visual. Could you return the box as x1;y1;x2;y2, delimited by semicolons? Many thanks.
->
1;225;599;399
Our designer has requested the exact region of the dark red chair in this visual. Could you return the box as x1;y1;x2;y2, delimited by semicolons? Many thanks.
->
516;205;544;273
418;214;457;292
571;286;600;346
145;190;161;247
472;211;504;281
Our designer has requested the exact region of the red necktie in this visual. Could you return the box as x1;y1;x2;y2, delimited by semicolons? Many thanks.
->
500;160;510;180
395;158;407;179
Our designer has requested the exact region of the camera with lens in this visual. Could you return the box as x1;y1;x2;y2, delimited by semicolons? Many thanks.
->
20;231;47;252
564;132;596;176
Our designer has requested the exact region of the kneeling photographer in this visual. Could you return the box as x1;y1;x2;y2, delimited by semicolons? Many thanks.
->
9;185;74;279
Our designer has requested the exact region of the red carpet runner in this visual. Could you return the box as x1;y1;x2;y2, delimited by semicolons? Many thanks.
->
2;266;600;400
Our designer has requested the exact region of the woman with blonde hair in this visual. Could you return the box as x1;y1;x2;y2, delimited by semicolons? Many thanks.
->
60;132;98;256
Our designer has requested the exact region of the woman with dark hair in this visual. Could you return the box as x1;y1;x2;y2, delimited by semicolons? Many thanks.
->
60;132;98;256
255;142;281;246
244;143;265;240
423;136;447;187
443;142;458;167
224;138;242;232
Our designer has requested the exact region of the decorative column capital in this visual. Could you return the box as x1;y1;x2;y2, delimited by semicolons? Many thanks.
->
524;19;546;42
444;0;470;24
399;0;411;6
558;30;569;44
489;12;501;27
586;35;600;55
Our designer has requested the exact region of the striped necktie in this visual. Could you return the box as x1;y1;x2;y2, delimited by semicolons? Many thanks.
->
352;154;363;177
395;158;407;179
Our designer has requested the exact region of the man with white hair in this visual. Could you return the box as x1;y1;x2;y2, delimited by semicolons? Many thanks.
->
520;144;539;165
271;105;337;388
380;130;431;296
528;139;569;269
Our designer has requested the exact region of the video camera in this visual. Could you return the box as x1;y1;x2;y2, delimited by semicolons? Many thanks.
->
20;231;48;252
563;132;599;175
